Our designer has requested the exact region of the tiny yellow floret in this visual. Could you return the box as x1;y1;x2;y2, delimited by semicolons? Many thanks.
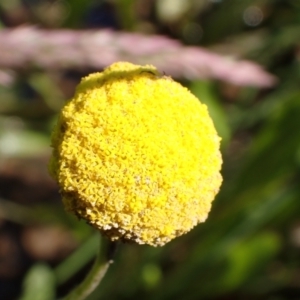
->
49;62;222;246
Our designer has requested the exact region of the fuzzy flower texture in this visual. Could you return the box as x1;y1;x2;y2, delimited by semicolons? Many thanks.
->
49;62;222;246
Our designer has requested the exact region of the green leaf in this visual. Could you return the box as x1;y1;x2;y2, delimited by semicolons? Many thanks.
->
234;92;300;194
220;232;281;292
20;264;55;300
190;80;230;147
54;233;99;285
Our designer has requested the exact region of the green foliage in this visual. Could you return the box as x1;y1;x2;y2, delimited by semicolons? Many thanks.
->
189;80;231;146
20;264;56;300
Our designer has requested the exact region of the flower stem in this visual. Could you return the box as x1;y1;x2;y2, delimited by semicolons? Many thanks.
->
62;236;118;300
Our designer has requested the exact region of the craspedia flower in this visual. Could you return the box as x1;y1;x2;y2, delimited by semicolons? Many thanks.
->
49;62;222;246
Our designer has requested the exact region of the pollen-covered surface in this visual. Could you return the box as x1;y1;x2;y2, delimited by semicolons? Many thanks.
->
49;62;222;246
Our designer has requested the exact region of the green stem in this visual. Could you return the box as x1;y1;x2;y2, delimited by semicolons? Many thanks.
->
62;236;118;300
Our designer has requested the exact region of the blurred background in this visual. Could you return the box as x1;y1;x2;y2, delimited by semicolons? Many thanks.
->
0;0;300;299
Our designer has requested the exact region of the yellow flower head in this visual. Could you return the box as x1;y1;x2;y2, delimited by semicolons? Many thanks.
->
49;62;222;246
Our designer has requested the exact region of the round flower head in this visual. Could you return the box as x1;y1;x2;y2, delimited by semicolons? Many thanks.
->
49;62;222;246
